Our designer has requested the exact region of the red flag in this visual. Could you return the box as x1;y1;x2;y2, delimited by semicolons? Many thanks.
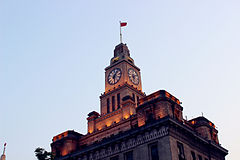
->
120;22;127;27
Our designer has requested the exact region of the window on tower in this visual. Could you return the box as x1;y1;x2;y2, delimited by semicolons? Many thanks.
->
107;98;110;113
124;151;133;160
191;151;196;160
177;142;185;160
132;93;135;102
117;93;120;109
198;155;202;160
112;96;115;111
137;96;139;104
149;143;159;160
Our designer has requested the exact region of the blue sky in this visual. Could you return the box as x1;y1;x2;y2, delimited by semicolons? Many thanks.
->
0;0;239;159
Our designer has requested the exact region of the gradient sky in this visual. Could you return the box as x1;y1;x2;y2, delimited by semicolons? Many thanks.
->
0;0;239;160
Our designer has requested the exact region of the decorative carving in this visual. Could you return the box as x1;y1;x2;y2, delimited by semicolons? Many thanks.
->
89;153;93;160
82;126;168;160
107;146;112;155
121;141;126;150
114;144;120;153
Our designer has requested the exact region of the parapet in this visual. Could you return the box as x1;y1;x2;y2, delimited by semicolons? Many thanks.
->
138;90;181;107
188;116;219;144
52;130;82;142
137;90;183;127
51;130;83;157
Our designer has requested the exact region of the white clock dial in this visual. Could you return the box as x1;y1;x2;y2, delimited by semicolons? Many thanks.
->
108;68;122;85
128;68;139;85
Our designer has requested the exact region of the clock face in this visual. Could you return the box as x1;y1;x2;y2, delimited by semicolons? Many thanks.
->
128;68;139;85
108;68;122;85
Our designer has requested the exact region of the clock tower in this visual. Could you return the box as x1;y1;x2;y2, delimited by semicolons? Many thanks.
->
100;43;145;115
85;43;145;135
105;43;142;92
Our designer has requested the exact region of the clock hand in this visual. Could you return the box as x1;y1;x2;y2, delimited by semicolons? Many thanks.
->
113;73;116;83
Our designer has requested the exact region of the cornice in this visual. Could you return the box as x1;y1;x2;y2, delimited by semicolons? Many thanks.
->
100;83;145;98
105;59;140;71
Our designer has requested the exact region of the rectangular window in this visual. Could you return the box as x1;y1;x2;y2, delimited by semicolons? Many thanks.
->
117;93;120;109
110;155;119;160
198;155;202;160
150;144;159;160
191;151;196;160
177;142;185;160
107;98;110;113
124;151;133;160
132;93;135;102
112;96;115;111
137;96;139;104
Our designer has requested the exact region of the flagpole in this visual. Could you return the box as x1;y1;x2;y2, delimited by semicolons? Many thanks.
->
120;21;122;43
3;146;5;155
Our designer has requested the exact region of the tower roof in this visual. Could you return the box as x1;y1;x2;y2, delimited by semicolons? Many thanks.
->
114;43;130;57
109;43;135;66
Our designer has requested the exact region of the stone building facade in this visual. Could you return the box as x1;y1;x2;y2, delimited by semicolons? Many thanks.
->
51;43;228;160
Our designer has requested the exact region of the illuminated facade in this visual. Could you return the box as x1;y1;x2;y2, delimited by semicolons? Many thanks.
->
51;43;228;160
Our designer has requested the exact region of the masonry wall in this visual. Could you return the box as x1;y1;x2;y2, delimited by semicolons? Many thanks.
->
100;85;144;115
74;125;169;160
169;133;225;160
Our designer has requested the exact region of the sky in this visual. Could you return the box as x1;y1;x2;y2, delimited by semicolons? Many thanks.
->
0;0;239;159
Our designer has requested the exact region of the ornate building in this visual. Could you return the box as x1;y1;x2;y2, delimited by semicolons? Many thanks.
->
51;43;228;160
